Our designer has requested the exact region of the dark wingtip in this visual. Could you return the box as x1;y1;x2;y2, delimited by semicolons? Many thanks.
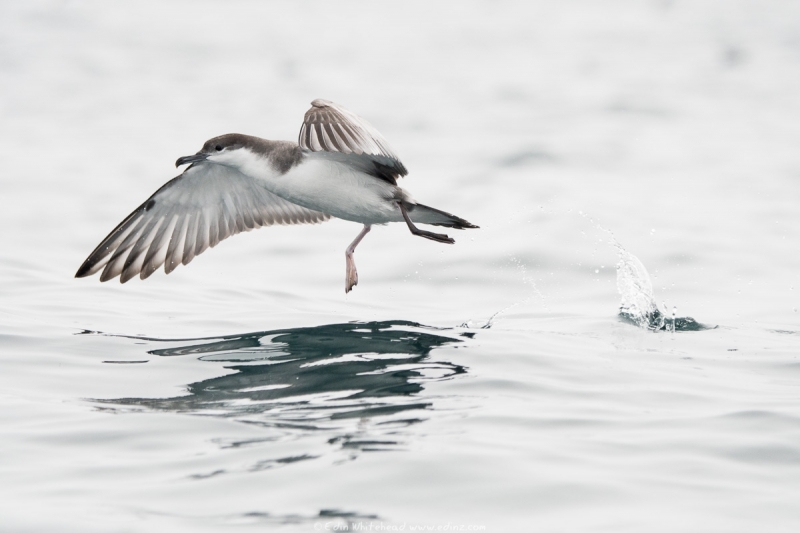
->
75;262;92;278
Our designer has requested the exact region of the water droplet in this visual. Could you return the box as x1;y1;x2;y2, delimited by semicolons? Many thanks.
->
595;269;599;274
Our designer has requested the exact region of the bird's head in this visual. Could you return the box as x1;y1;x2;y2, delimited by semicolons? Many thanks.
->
175;133;260;170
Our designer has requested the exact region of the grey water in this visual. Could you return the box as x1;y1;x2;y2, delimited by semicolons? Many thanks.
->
2;1;800;532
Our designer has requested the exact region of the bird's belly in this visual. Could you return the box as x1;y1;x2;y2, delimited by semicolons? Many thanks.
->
260;160;402;224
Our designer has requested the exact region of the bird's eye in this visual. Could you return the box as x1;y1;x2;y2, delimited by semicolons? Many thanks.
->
215;145;223;152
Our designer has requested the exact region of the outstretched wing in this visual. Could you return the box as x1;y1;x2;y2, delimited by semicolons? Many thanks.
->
75;163;330;283
299;99;407;183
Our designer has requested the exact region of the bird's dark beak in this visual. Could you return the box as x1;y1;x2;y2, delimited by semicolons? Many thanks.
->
175;152;208;167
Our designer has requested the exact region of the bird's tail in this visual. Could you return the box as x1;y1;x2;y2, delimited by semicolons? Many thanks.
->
407;203;479;229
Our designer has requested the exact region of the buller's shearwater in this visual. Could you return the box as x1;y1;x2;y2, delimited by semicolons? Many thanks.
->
75;99;478;292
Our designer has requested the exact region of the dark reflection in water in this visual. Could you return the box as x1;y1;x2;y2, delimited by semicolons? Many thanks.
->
96;320;468;456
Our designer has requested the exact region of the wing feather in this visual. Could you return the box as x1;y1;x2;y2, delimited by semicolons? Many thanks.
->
207;211;220;248
299;99;408;182
182;211;199;266
194;212;210;258
141;214;177;280
76;163;330;283
165;215;188;274
120;217;163;283
100;222;146;282
79;211;142;276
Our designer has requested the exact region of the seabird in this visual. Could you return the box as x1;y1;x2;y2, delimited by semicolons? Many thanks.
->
75;99;478;292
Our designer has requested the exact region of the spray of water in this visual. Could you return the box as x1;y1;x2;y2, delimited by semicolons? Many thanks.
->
579;211;712;332
615;242;667;330
459;256;547;329
460;209;712;331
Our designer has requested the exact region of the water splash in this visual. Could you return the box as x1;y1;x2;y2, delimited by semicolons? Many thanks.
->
579;211;714;332
460;299;516;330
615;238;716;330
615;242;666;330
461;256;547;329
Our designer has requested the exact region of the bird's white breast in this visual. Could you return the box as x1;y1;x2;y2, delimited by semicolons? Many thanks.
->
250;154;402;225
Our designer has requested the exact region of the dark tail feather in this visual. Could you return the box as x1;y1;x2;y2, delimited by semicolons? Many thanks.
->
407;203;479;229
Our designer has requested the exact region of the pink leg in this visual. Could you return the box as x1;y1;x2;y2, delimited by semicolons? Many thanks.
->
345;225;371;293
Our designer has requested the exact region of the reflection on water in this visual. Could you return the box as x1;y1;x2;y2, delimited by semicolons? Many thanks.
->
96;321;468;456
